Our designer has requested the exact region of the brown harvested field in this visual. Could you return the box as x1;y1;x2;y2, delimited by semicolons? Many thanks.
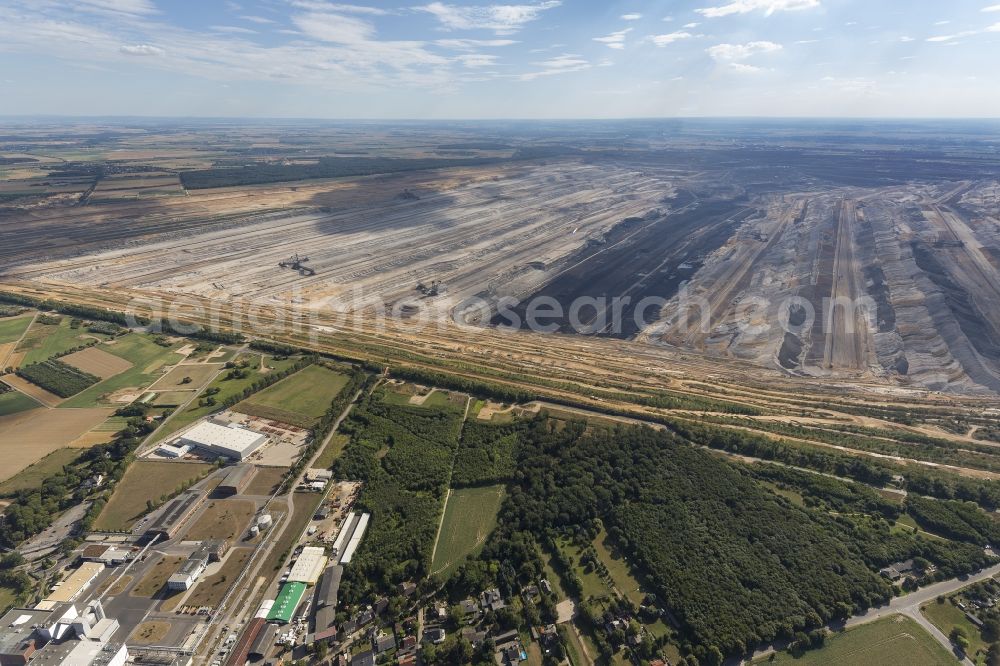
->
61;347;133;379
148;364;220;390
0;406;113;483
132;555;185;597
1;375;62;407
183;548;252;608
183;499;256;543
243;466;287;496
93;460;213;531
128;621;172;645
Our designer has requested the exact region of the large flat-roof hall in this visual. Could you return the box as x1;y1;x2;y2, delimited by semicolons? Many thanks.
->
177;421;267;461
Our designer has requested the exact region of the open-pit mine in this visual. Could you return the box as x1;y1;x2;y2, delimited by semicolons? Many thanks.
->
3;119;1000;397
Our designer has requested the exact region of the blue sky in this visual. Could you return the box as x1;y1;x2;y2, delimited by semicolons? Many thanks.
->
1;0;999;118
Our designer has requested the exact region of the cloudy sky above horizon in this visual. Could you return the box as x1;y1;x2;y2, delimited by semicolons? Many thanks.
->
1;0;999;119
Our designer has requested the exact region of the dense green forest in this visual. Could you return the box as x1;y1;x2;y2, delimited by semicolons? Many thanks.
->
451;419;524;487
334;389;466;601
906;495;1000;546
439;417;998;661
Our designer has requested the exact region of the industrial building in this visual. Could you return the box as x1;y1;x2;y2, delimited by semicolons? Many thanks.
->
167;547;211;591
177;421;268;461
287;547;327;585
338;513;370;565
223;617;264;666
43;563;104;605
79;545;131;567
315;565;342;609
249;624;277;659
0;601;128;666
267;582;306;625
145;489;206;540
217;464;256;496
155;443;191;459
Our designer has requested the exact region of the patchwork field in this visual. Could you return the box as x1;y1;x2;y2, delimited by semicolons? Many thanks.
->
0;406;113;483
150;354;302;443
763;615;957;665
93;460;214;531
58;334;184;408
233;363;349;428
14;317;94;366
431;485;505;578
2;373;64;407
61;346;133;379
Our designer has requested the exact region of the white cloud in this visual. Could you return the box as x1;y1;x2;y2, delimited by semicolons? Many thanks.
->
707;40;782;61
417;1;561;34
435;38;517;49
593;28;631;49
119;43;164;56
240;15;274;24
683;22;700;28
934;20;951;25
696;0;819;18
211;25;258;34
75;0;157;15
649;31;694;46
289;1;389;14
457;53;498;67
989;21;1000;30
899;35;914;42
983;4;1000;11
620;13;641;20
292;12;375;43
519;52;589;80
707;40;782;72
927;28;980;42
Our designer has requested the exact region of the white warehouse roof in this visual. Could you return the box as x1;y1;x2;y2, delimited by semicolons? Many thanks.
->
287;546;327;584
179;421;267;459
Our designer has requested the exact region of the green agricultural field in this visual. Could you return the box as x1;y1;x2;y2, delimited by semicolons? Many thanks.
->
431;485;506;578
0;448;81;496
0;389;41;417
16;317;97;366
150;354;301;443
233;364;350;428
59;334;185;408
763;615;958;666
93;460;214;531
0;314;33;344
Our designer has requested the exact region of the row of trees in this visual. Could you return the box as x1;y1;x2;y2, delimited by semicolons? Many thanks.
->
0;291;146;326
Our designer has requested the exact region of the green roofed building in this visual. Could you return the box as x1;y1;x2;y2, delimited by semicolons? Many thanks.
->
267;582;306;624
